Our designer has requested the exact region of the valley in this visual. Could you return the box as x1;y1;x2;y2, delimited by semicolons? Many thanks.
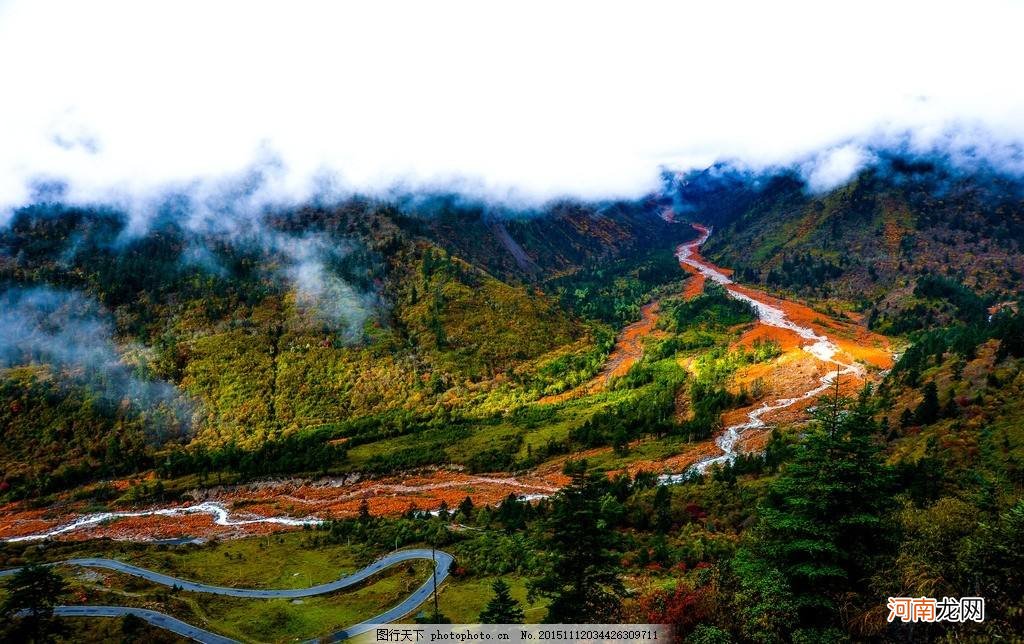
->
537;300;663;405
3;162;1024;641
0;223;891;544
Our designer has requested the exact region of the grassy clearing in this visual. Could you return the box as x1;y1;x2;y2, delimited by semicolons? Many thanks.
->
1;532;387;592
437;574;546;623
580;436;694;472
25;537;551;641
119;532;369;589
344;388;632;472
445;423;524;464
195;561;431;643
345;424;467;469
515;391;637;459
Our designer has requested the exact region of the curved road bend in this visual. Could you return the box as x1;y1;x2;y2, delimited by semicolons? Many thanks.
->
1;548;455;644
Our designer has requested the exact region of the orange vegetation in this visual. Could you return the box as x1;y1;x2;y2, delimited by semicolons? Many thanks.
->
679;223;891;370
883;214;904;252
218;470;568;519
622;442;722;479
733;324;804;353
603;302;665;380
538;300;664;404
681;273;705;300
729;285;892;369
537;223;892;486
0;470;570;542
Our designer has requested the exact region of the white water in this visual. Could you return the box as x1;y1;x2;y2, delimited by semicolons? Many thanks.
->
4;501;321;543
658;227;863;482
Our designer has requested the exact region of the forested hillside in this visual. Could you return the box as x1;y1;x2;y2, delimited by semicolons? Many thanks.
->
675;158;1024;335
6;3;1024;642
0;195;689;496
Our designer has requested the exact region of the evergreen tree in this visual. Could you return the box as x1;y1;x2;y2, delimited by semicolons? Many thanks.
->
914;381;940;425
457;495;475;520
961;499;1024;626
479;579;525;624
742;384;893;632
941;392;959;419
729;549;798;644
899;408;914;428
688;625;732;644
994;310;1024;360
653;484;672;532
1;563;69;642
530;460;625;622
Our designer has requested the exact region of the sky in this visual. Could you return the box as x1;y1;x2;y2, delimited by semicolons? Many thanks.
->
1;0;1022;217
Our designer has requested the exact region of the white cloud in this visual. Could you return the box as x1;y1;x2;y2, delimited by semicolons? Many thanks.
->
0;0;1022;215
801;144;874;192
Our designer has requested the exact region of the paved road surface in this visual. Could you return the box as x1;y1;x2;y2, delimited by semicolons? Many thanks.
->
1;548;454;643
320;554;447;642
54;605;236;644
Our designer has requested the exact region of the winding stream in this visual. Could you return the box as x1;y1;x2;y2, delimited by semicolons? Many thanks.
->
659;225;863;481
4;501;320;543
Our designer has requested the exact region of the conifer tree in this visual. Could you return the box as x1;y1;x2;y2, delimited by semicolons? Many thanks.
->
479;579;525;624
914;381;940;425
653;484;672;532
740;383;893;633
1;563;69;642
530;460;625;622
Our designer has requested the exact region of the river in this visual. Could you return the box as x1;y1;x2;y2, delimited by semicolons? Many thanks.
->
660;224;863;480
4;500;320;543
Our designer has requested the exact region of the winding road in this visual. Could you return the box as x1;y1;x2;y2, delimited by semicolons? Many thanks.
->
1;548;454;643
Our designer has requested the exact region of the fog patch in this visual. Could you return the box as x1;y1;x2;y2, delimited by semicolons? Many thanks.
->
3;3;1023;218
265;232;379;340
0;287;192;440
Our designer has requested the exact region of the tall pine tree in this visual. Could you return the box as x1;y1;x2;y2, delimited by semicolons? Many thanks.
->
1;562;70;642
914;381;940;425
741;382;893;634
479;579;525;624
530;460;625;622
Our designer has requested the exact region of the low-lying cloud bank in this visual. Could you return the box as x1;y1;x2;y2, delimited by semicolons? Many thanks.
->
1;1;1023;223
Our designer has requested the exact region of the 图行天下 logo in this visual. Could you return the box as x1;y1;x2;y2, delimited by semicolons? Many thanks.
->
887;597;984;623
